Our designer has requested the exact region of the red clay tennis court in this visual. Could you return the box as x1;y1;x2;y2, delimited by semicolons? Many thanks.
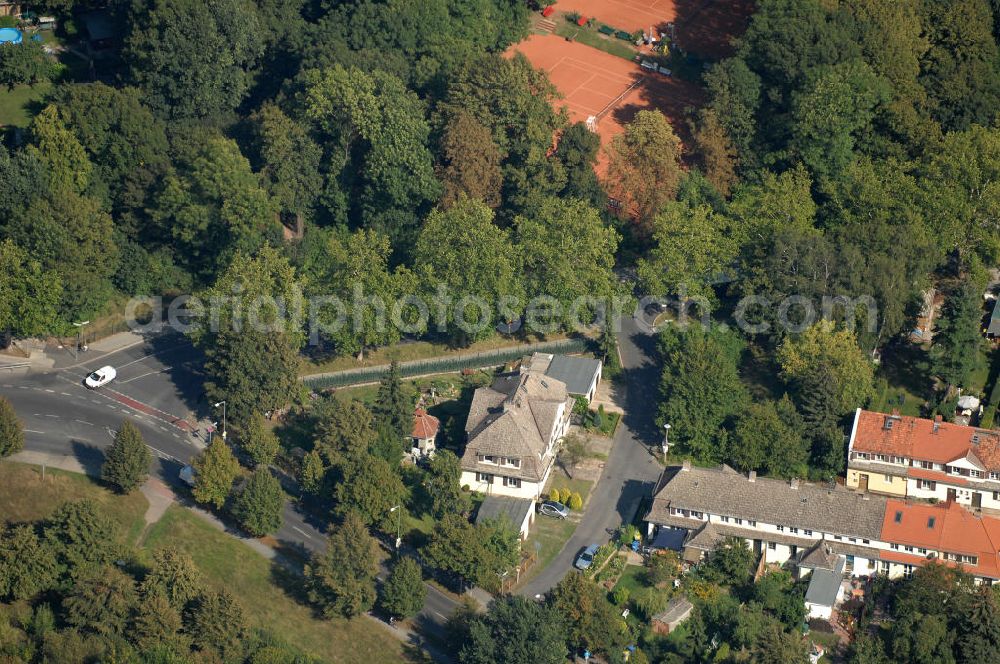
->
512;34;704;173
550;0;755;59
515;35;642;123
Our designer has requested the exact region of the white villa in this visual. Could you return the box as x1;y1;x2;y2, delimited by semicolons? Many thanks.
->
460;372;572;499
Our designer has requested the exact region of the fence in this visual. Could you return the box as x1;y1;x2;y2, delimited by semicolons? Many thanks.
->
302;337;592;390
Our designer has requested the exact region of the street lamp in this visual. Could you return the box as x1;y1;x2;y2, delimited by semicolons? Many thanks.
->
213;401;227;440
662;423;671;463
389;505;402;552
72;321;89;360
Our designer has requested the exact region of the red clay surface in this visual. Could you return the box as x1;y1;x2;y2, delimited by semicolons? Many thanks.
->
551;0;755;59
511;33;704;173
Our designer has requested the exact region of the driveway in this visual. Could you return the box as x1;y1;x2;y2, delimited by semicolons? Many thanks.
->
518;314;663;597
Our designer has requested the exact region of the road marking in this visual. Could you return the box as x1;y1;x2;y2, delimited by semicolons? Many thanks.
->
24;429;45;434
43;414;60;419
433;612;446;620
60;392;71;396
292;526;316;540
119;370;165;383
17;385;27;389
44;389;55;393
91;399;102;404
74;419;94;426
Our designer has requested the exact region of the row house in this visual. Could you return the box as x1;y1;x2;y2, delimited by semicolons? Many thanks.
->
460;372;572;500
846;408;1000;511
645;463;1000;585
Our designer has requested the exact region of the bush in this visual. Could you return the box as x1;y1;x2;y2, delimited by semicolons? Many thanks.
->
548;489;561;503
632;586;670;619
617;524;640;548
612;586;629;606
559;488;572;504
568;492;583;510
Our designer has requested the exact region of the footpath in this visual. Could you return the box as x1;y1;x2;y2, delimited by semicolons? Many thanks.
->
8;451;452;662
0;330;150;372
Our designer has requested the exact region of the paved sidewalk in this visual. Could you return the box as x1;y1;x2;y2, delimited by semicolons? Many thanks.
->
0;330;150;372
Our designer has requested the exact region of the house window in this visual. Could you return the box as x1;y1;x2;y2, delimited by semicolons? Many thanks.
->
876;454;887;462
747;520;756;527
849;537;857;543
863;539;870;544
920;460;932;469
789;527;799;534
990;472;1000;480
502;476;521;489
767;542;776;550
964;556;979;565
903;565;914;579
776;525;785;532
846;555;855;572
917;548;927;555
690;511;703;519
904;546;913;553
890;543;900;550
804;530;813;536
476;473;494;484
721;516;730;523
735;518;743;525
880;561;890;573
833;535;842;541
894;511;903;523
971;470;982;479
995;492;1000;501
917;480;936;491
884;475;893;482
502;458;520;468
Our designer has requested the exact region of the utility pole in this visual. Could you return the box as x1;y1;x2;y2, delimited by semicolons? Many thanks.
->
72;321;89;360
389;505;402;552
662;423;671;464
213;401;227;440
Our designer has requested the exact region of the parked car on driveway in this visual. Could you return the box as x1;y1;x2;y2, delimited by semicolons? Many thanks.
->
575;544;600;570
84;365;117;389
538;500;569;519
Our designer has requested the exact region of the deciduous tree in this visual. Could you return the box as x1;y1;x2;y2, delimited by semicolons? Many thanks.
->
125;0;264;120
605;110;683;229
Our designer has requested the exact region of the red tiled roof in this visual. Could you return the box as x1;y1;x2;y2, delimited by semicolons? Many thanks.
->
412;408;439;439
906;467;968;486
852;409;1000;470
880;499;1000;579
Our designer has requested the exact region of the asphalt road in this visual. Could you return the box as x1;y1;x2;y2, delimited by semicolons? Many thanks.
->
0;333;459;646
518;313;664;597
1;309;663;640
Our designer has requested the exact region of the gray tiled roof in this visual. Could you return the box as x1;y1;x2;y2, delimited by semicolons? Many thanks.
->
646;465;888;541
799;543;840;571
475;496;534;528
653;597;693;625
542;354;601;397
805;557;845;607
461;373;569;482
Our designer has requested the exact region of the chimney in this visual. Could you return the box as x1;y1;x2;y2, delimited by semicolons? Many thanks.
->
789;478;799;490
933;415;942;433
748;471;756;483
681;460;691;472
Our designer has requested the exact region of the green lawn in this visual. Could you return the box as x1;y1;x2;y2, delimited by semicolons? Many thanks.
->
304;331;577;376
612;563;647;597
553;21;638;61
0;79;52;127
0;462;148;545
143;506;411;664
545;475;595;507
518;515;578;587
